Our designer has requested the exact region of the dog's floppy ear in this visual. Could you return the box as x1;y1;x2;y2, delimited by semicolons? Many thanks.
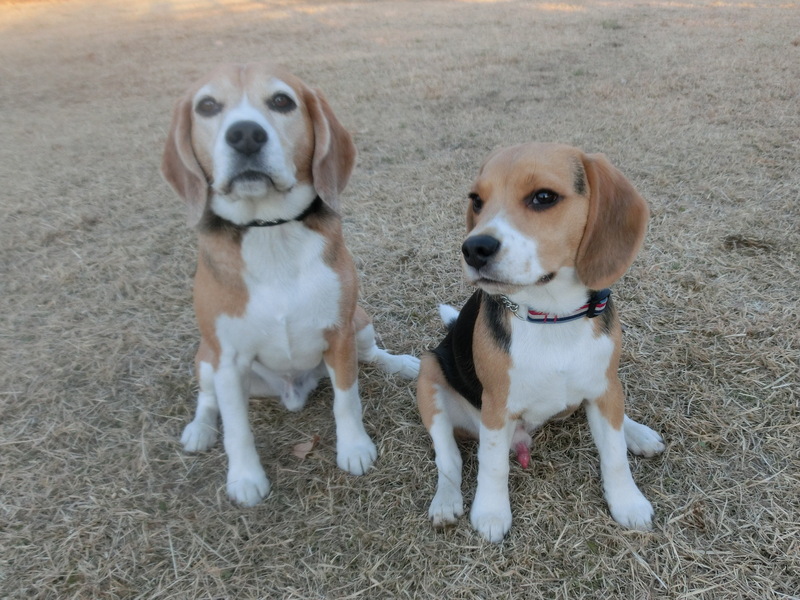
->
576;153;649;289
161;94;209;227
305;88;356;211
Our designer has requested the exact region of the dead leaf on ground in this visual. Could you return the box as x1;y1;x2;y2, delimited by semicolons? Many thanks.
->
292;434;321;460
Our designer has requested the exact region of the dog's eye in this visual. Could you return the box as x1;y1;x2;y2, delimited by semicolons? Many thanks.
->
469;193;484;213
195;96;223;117
267;93;297;113
526;189;560;210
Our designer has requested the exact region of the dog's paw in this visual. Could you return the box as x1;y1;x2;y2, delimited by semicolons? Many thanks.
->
337;437;378;475
227;468;271;507
393;354;421;379
429;487;464;528
470;506;512;543
624;418;665;457
181;420;218;453
366;348;420;379
607;489;654;531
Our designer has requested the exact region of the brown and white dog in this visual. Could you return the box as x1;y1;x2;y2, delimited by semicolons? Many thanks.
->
417;143;664;542
162;63;419;506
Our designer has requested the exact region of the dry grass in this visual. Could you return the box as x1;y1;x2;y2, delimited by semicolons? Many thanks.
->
1;0;798;598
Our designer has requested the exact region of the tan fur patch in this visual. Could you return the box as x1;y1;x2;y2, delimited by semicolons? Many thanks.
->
313;211;359;391
193;231;248;363
473;301;512;431
323;323;358;391
416;354;445;430
353;305;372;333
595;319;624;430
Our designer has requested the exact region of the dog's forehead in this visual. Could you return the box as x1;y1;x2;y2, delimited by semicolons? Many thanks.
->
475;143;585;197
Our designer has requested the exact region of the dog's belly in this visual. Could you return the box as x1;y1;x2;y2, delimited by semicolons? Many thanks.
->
216;226;343;375
506;321;614;429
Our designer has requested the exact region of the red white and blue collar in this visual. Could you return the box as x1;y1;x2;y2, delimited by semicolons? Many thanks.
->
498;288;611;324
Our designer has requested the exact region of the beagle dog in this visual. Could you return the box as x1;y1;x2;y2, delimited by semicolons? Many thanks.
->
417;143;664;542
161;63;419;506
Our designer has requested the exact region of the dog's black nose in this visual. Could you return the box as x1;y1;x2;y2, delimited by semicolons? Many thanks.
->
462;235;501;269
226;121;268;156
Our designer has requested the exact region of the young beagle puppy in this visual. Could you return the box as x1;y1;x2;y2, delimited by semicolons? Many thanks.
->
417;143;664;542
162;63;419;506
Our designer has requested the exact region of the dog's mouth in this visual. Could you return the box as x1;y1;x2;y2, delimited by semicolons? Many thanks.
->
469;271;556;293
223;170;274;193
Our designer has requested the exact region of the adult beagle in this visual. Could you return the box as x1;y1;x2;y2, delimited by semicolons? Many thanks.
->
162;63;419;506
416;143;664;542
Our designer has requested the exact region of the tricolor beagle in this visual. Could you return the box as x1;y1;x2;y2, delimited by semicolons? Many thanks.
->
417;143;664;542
161;63;419;506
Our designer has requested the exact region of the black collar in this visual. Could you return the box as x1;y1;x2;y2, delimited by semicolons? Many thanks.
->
242;196;323;228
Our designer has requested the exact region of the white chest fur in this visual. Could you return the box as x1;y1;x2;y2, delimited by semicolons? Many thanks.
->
506;318;614;429
216;223;342;374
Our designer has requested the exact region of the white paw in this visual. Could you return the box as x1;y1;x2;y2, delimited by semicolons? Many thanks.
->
394;354;421;379
470;506;512;543
607;489;654;530
337;437;378;475
429;487;464;528
181;420;218;453
227;468;271;507
624;418;665;457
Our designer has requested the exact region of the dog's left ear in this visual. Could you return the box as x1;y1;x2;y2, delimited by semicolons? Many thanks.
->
576;153;649;290
305;89;356;210
161;94;209;227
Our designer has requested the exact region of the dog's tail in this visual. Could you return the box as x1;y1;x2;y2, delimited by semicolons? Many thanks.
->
438;304;459;331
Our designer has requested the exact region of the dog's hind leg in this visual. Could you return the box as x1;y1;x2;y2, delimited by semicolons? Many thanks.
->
354;307;420;378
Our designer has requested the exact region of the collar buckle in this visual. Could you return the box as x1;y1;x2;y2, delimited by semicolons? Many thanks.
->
498;295;526;321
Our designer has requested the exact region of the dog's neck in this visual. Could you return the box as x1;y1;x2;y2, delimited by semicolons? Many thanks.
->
497;288;612;324
200;195;327;237
240;196;323;228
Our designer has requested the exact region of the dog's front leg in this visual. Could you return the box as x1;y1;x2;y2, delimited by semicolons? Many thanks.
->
324;327;377;475
470;416;515;543
215;355;270;506
585;379;654;530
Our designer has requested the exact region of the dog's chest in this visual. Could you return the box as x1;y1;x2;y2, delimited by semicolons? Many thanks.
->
506;320;614;428
217;226;342;372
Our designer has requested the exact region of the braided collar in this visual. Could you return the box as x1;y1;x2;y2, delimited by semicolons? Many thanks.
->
498;288;611;324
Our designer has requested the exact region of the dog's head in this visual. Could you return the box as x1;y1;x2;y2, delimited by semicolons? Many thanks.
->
161;63;356;226
462;143;648;306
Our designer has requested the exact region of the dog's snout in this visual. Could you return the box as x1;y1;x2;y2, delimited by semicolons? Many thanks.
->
226;120;268;156
462;235;501;270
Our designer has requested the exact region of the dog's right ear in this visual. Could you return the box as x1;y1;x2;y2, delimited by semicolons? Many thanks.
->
161;95;209;227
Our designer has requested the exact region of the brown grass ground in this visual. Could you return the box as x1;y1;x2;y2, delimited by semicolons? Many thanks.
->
1;0;798;598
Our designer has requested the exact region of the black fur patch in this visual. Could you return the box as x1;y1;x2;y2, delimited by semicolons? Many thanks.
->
432;290;510;410
597;293;615;335
432;291;483;409
483;293;511;353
